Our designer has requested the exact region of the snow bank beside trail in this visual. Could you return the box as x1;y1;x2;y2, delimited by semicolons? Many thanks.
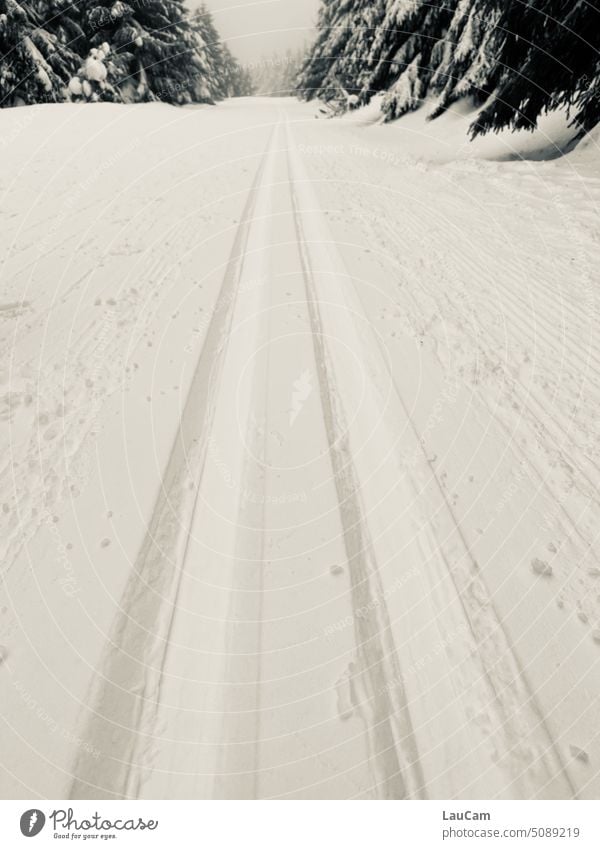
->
320;96;583;165
564;125;600;168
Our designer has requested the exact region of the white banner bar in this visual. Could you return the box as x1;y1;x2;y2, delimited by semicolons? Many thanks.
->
0;801;597;848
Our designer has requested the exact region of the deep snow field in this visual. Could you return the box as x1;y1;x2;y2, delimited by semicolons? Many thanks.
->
1;97;600;800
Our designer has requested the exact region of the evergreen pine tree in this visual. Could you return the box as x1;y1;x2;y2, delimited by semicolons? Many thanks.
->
188;5;254;100
297;0;348;101
300;0;600;138
472;1;600;137
362;1;430;97
344;0;388;100
428;0;500;119
0;0;79;105
0;0;241;107
68;39;123;102
35;0;87;57
192;4;226;101
364;0;457;120
222;49;254;97
317;0;372;99
306;0;387;103
80;0;210;103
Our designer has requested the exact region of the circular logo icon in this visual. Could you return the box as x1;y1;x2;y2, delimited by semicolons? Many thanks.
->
19;810;45;837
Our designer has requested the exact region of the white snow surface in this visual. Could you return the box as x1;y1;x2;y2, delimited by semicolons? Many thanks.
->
1;98;600;799
84;57;108;84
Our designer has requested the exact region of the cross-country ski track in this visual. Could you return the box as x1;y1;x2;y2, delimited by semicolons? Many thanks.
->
1;99;600;800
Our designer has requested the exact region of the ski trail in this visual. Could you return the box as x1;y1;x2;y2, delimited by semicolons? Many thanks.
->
69;127;280;800
225;122;382;800
69;109;576;802
69;117;392;801
285;120;575;799
286;148;421;801
140;128;279;800
132;120;384;800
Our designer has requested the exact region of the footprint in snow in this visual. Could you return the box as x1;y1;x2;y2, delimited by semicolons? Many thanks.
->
569;745;589;764
531;558;552;577
43;425;58;441
335;663;357;722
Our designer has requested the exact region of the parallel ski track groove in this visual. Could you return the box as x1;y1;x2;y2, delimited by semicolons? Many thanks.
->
286;134;576;800
287;142;425;801
69;133;275;800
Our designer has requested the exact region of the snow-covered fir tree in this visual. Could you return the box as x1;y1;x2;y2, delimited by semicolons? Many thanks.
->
340;0;388;101
300;0;600;138
191;6;253;100
0;0;245;106
298;0;393;111
79;0;210;103
472;1;600;137
297;0;353;102
68;40;123;102
191;4;227;101
428;0;500;119
318;0;376;101
219;47;254;97
364;0;457;120
298;0;459;117
0;0;79;105
34;0;87;57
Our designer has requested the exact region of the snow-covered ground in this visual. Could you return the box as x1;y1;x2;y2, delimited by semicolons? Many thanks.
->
1;97;600;800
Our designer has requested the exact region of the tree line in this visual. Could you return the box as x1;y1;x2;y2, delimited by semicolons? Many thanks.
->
0;0;254;107
297;0;600;137
251;48;306;97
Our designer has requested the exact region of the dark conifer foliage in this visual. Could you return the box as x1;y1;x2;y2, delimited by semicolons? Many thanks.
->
296;0;347;101
219;45;254;97
428;0;499;119
192;6;254;99
299;0;600;138
192;3;228;101
370;0;457;120
0;0;79;105
79;0;208;102
472;1;600;137
335;0;387;100
0;0;246;106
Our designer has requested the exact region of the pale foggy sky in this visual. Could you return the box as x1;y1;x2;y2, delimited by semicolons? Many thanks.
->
193;0;320;64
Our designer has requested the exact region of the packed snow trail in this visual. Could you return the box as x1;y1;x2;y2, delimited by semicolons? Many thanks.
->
1;99;600;799
69;113;579;800
70;121;412;800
